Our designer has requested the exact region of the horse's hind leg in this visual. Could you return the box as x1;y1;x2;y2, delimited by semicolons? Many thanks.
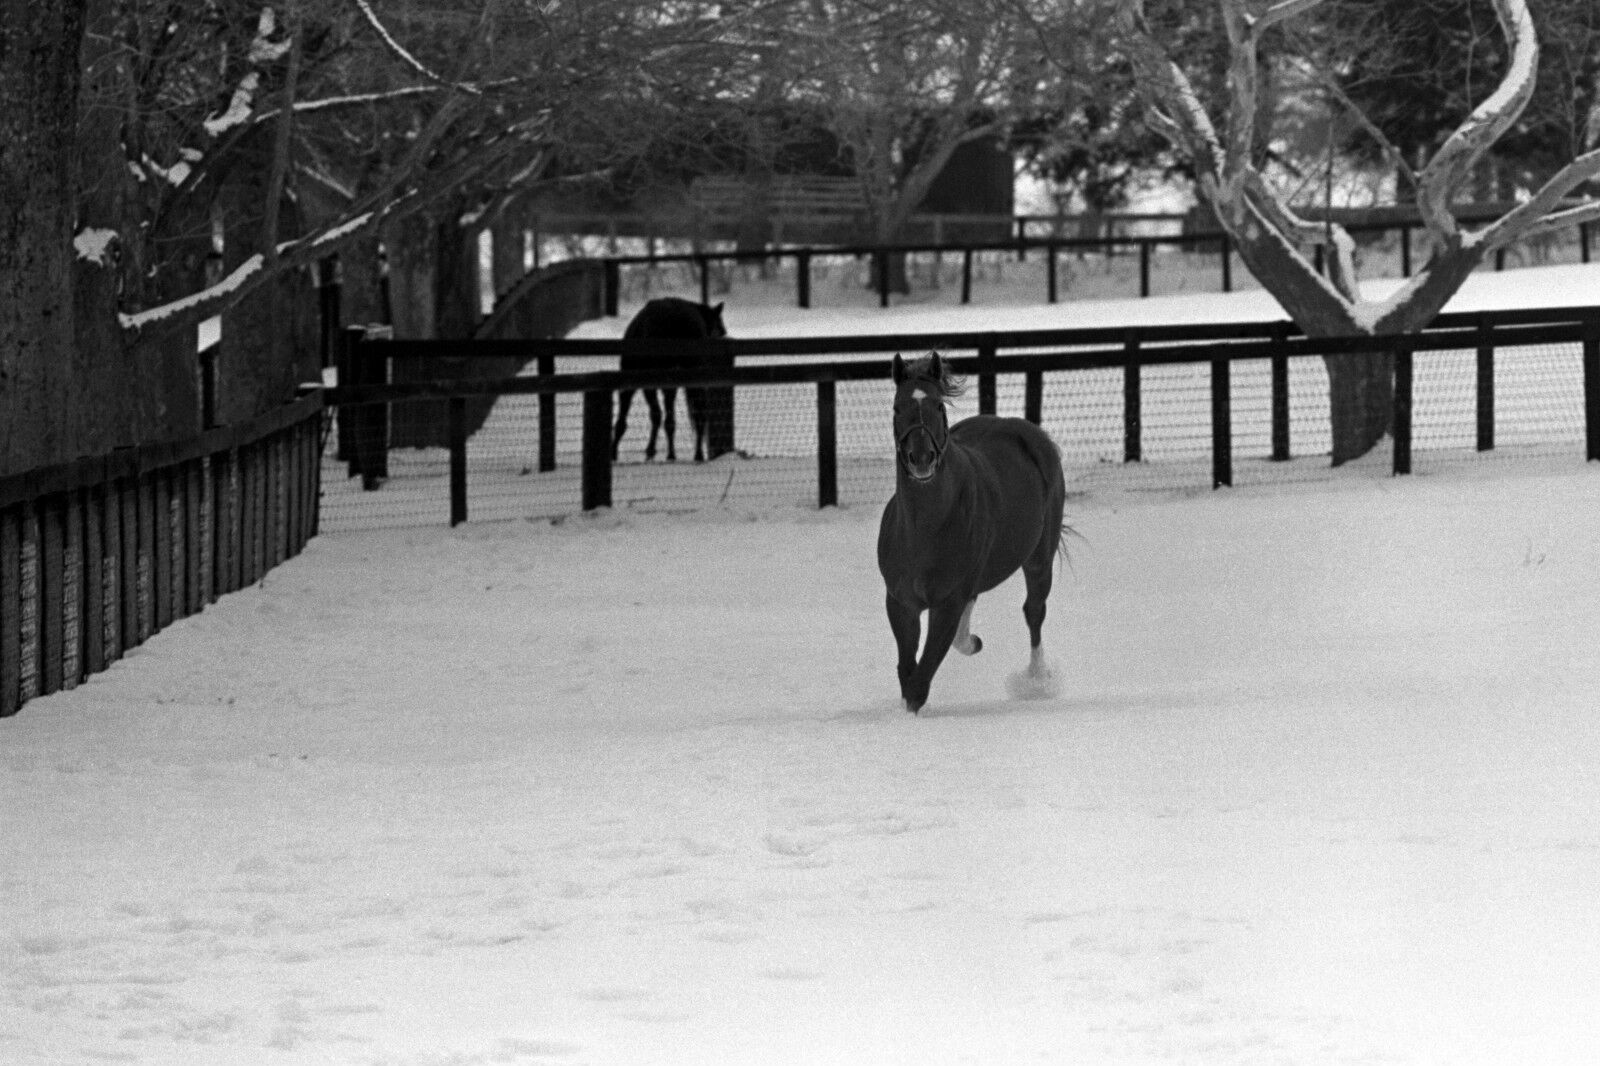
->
1019;506;1063;679
1020;564;1052;677
642;390;663;460
954;598;982;655
612;389;635;460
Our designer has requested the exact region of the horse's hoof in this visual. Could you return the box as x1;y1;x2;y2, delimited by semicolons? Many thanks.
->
903;698;923;714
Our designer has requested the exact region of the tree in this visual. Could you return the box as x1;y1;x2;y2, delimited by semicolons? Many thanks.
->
1;0;88;474
1118;0;1600;463
781;0;1055;283
3;0;702;474
1328;0;1600;200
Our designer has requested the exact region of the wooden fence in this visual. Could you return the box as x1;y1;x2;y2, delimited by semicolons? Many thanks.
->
328;305;1600;524
0;391;324;718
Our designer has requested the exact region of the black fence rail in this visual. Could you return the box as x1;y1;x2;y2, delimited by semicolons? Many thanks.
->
585;220;1596;313
324;306;1600;527
0;392;324;718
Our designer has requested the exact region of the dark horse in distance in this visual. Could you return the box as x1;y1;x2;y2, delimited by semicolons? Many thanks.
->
877;352;1068;713
611;297;726;463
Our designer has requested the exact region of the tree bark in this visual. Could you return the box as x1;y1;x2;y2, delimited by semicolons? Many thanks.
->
218;131;317;427
0;0;87;475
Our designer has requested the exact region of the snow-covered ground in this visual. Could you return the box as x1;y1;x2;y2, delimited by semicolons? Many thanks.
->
7;264;1600;1065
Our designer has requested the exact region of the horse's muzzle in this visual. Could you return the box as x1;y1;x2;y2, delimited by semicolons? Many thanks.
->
899;428;941;482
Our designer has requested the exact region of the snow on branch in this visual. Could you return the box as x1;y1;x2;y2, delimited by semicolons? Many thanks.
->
1476;147;1600;250
351;0;482;96
1417;0;1539;240
120;254;265;333
203;7;293;137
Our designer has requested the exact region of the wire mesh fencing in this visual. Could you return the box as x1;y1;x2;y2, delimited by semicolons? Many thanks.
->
319;328;1593;533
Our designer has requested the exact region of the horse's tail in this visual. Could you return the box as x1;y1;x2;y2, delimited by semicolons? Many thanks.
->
1037;433;1081;569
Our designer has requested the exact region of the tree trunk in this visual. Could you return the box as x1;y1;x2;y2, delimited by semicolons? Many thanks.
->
490;202;527;305
217;132;317;427
0;0;87;475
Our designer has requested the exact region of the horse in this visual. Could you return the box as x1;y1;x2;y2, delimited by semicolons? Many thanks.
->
877;352;1068;714
611;297;726;463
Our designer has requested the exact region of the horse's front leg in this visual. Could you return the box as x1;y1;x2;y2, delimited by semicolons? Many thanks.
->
885;594;920;696
661;387;678;462
903;598;966;714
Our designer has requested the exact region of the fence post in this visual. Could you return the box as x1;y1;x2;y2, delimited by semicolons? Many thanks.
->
538;353;557;472
153;470;173;631
1024;370;1043;426
199;346;218;429
603;260;620;316
1212;356;1232;488
39;495;63;695
1401;226;1412;277
1139;241;1151;297
1271;323;1290;461
1;506;20;716
83;486;105;677
1123;334;1142;463
816;379;837;509
977;338;997;416
1221;235;1232;293
582;389;613;510
876;250;890;308
1046;243;1058;303
1476;316;1495;452
16;505;39;706
1393;345;1413;476
960;249;973;305
1585;318;1600;462
797;250;811;309
449;396;469;527
1582;222;1591;265
698;255;711;306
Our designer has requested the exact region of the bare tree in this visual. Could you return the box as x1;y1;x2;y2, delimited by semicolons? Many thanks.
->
782;0;1053;276
1118;0;1600;463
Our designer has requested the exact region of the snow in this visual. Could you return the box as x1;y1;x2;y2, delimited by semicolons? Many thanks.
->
72;227;117;266
119;254;263;332
9;264;1600;1064
204;72;261;138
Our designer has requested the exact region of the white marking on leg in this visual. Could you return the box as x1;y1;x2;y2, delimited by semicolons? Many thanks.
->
954;599;980;655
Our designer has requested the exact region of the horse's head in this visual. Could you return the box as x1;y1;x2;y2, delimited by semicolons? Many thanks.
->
892;352;962;483
700;301;727;338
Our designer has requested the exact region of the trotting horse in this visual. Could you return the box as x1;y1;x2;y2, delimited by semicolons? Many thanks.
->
611;297;726;463
877;352;1068;713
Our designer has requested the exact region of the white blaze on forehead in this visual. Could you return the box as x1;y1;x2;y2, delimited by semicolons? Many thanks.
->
911;387;929;401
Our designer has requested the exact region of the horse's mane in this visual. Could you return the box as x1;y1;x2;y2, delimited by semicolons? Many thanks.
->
904;352;966;400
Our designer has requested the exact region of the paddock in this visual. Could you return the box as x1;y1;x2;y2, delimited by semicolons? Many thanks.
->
7;265;1600;1064
6;453;1600;1064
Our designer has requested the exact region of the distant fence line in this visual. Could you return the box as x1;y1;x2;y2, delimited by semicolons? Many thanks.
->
326;305;1600;526
0;392;324;718
525;205;1596;313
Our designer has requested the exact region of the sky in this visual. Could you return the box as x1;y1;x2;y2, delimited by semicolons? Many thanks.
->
5;260;1600;1066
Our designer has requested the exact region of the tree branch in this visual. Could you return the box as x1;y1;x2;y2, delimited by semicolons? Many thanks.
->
1415;0;1539;242
350;0;483;96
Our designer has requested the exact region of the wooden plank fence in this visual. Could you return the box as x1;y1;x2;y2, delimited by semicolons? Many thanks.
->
0;391;324;718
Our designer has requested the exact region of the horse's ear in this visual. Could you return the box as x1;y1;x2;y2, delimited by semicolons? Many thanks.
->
928;351;942;379
892;353;906;384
